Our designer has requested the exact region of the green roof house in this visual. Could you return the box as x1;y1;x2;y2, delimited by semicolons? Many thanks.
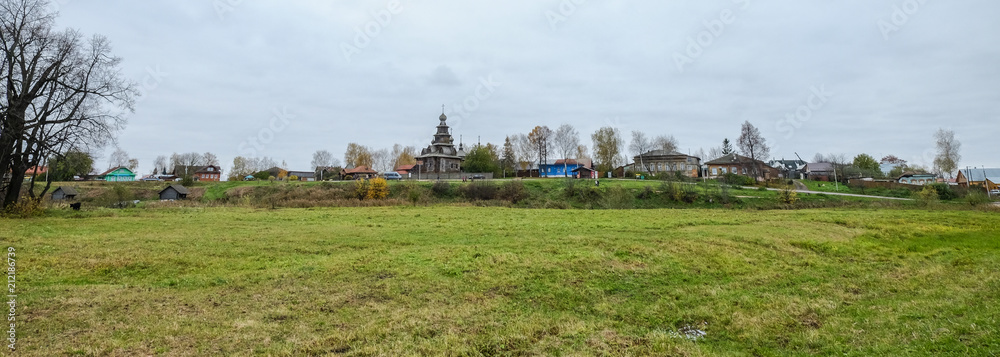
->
98;166;136;182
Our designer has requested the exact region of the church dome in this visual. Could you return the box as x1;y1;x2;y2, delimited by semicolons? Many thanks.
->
439;113;447;121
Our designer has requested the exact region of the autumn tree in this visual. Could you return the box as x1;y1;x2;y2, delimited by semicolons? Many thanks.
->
344;143;373;169
512;134;534;171
0;0;136;208
390;144;416;170
553;124;580;176
737;121;770;180
933;129;961;178
591;126;623;175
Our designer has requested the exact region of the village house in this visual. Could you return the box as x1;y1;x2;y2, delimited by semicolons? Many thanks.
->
632;150;700;178
539;159;593;178
803;162;835;181
193;165;223;182
897;172;938;185
768;159;807;179
704;154;779;180
956;168;1000;190
341;166;377;180
287;171;315;181
98;166;136;182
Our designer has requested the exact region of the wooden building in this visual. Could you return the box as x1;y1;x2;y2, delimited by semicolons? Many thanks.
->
159;185;189;200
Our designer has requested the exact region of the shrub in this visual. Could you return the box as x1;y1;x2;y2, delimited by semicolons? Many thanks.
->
915;186;939;207
1;197;44;218
431;181;452;198
637;185;655;200
602;186;633;209
353;179;369;200
777;185;799;204
498;181;529;203
459;181;497;201
288;175;299;181
721;173;755;186
660;181;679;202
366;178;389;200
965;191;991;206
563;180;578;198
678;184;699;203
928;183;957;200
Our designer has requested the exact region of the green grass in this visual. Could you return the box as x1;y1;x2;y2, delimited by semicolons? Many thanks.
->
3;207;999;355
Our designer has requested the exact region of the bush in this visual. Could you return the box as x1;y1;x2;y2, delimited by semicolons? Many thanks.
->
431;181;452;198
1;197;44;218
678;184;699;203
366;178;389;200
563;179;579;198
637;185;655;200
965;191;991;206
353;179;369;200
721;173;756;186
498;181;529;203
661;181;679;202
928;183;957;200
602;186;633;209
459;181;497;201
915;186;939;207
777;185;799;204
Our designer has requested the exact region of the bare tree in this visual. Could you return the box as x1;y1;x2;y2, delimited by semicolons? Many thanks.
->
652;135;678;153
629;131;653;172
0;0;136;207
371;148;391;173
108;148;131;169
707;146;724;161
203;152;219;166
933;129;961;178
737;121;770;180
152;155;167;174
311;149;334;169
575;144;590;161
512;134;533;171
552;124;579;176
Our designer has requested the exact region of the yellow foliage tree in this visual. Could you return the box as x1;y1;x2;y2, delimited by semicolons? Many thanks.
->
367;178;390;200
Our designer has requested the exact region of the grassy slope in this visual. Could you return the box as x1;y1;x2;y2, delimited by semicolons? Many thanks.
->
3;207;999;356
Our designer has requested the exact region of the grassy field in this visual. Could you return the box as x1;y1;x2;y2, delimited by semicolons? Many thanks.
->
3;206;999;356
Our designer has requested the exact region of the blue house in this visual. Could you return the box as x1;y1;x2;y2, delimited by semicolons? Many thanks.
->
539;159;593;178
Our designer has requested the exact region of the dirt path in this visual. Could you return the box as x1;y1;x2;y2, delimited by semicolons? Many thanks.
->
792;180;809;191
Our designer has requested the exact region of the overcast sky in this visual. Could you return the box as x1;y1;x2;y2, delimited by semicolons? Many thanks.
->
54;0;999;175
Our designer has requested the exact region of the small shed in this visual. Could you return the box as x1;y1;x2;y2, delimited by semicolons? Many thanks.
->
159;185;190;200
51;186;78;200
571;166;597;179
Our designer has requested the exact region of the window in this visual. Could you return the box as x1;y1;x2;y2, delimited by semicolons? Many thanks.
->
713;168;718;175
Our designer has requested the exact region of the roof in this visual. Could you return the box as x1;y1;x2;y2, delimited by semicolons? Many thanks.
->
160;184;190;195
804;162;834;172
343;166;377;174
396;164;416;171
768;159;807;171
288;171;315;178
705;153;768;166
571;166;596;172
635;150;698;159
99;166;134;176
553;158;593;168
959;168;1000;182
54;186;78;195
195;165;222;174
25;166;48;175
